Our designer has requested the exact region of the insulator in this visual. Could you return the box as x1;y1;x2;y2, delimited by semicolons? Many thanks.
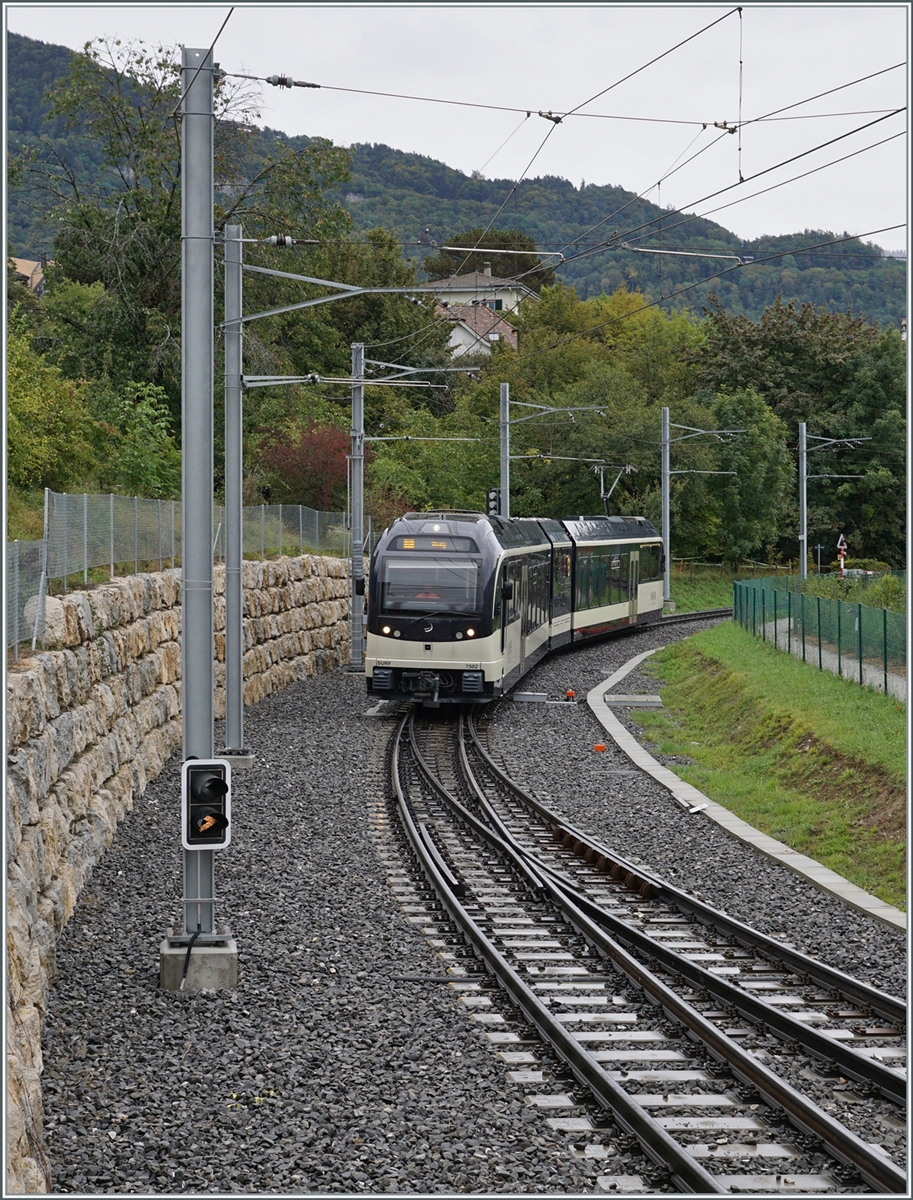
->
267;234;295;247
265;74;294;88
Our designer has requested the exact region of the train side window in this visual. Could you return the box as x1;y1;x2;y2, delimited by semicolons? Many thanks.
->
554;550;572;616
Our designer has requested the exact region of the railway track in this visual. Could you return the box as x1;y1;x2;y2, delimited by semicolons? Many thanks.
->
384;697;906;1194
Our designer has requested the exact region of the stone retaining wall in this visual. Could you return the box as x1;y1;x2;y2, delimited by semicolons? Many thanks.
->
5;555;350;1194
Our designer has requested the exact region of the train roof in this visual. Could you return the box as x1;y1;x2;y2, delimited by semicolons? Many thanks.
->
560;515;660;541
389;511;659;549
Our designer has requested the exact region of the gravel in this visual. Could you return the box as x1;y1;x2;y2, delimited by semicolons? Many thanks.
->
488;619;905;1001
40;669;596;1194
40;622;906;1193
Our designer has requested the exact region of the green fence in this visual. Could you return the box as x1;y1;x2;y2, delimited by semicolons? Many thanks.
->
733;578;906;700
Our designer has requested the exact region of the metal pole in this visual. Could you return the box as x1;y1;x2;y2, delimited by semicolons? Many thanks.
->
278;504;283;557
500;382;510;519
837;600;842;677
110;494;115;578
224;224;244;754
883;607;888;694
180;46;216;937
62;493;67;594
158;499;163;572
857;602;863;685
83;493;88;585
32;489;50;651
798;422;808;580
134;496;138;574
661;406;671;605
350;342;365;670
13;540;19;662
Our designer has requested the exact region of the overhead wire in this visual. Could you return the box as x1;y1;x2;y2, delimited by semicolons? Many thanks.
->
564;107;906;264
550;64;907;262
509;224;906;364
538;129;907;277
367;8;750;358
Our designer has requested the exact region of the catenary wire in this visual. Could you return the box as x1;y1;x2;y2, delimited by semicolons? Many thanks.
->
510;224;905;363
568;108;906;263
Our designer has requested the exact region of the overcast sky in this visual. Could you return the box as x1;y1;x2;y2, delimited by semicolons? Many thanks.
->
5;2;910;255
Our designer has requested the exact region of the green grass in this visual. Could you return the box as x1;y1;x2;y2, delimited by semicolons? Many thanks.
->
668;575;735;612
635;621;906;909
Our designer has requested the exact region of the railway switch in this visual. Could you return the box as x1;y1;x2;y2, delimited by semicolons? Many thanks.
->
182;759;232;850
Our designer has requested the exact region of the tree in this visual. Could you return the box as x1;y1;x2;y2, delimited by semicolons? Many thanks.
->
691;295;906;565
6;314;96;490
13;38;354;423
705;390;792;566
256;419;351;509
421;227;556;292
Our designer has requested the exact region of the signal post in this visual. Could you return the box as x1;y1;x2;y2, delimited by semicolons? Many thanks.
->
159;48;237;991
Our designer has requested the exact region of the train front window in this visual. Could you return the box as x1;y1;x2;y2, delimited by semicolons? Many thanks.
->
379;557;482;615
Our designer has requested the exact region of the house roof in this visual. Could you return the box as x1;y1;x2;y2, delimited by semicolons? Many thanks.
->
9;257;49;291
414;271;536;299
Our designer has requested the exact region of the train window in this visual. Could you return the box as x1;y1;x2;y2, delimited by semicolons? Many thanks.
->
641;544;661;581
552;550;572;617
378;557;481;614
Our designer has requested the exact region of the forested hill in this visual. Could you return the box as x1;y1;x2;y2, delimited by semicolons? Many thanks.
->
8;31;906;327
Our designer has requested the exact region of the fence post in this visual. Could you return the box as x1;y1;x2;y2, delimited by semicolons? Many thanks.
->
83;492;88;586
787;589;792;655
134;495;139;574
13;540;20;662
61;492;68;594
772;588;777;648
158;499;163;571
801;592;806;662
171;499;176;568
315;510;320;554
261;505;265;560
761;588;766;642
816;595;822;670
857;602;863;685
299;506;303;555
32;489;50;651
279;503;283;557
110;493;115;578
837;601;842;678
883;607;888;694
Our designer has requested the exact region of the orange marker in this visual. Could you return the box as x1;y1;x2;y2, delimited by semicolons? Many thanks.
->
594;743;606;753
566;689;576;700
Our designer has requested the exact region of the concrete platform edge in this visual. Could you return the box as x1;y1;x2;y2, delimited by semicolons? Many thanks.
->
586;653;906;933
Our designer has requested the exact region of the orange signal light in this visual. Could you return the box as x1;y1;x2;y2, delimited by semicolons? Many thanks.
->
594;743;606;753
566;689;575;699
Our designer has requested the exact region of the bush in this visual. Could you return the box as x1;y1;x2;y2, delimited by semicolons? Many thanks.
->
6;317;96;489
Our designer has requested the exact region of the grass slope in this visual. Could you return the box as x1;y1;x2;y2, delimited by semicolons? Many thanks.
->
635;621;906;910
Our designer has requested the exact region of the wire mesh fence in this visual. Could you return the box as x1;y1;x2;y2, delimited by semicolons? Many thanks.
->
733;578;906;700
7;490;354;659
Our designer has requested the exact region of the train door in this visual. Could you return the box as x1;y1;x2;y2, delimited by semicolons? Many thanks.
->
519;561;529;669
628;552;640;621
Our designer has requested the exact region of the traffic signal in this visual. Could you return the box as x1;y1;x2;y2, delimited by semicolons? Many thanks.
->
486;487;501;517
181;760;232;850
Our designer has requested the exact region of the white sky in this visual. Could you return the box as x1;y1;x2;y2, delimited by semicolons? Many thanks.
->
5;2;911;255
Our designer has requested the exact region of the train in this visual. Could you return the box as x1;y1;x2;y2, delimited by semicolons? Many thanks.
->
365;510;665;704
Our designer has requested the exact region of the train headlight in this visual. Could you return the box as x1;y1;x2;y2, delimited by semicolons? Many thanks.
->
466;628;476;638
382;625;392;635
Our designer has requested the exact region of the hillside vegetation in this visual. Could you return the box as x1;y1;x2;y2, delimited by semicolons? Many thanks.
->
6;35;907;573
8;32;906;328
